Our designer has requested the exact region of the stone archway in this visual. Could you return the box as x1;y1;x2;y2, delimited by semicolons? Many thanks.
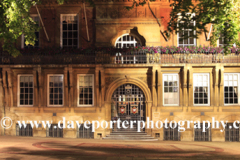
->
105;77;152;122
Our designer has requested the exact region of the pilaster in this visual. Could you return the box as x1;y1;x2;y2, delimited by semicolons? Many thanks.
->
157;67;162;107
152;66;157;108
7;69;13;108
33;68;39;107
38;67;43;108
64;67;69;107
69;66;73;107
95;66;100;108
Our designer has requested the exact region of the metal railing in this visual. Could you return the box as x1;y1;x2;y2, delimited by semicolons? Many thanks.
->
0;50;239;65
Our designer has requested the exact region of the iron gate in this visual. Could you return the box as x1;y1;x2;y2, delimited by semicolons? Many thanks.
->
194;123;211;141
111;84;145;131
225;123;239;142
16;124;33;137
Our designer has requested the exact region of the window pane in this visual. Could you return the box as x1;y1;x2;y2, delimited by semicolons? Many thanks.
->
19;75;33;106
62;15;78;48
194;74;209;105
49;75;64;106
24;16;39;48
163;74;179;105
79;75;94;106
224;74;239;104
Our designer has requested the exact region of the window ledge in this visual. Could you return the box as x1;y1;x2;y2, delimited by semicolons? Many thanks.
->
43;107;66;113
190;106;214;112
11;107;36;113
159;106;183;112
74;107;96;113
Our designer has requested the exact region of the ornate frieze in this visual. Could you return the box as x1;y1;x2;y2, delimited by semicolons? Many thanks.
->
96;6;159;19
105;77;119;86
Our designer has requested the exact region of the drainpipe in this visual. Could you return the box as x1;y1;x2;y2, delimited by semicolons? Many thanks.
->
35;5;50;42
83;1;90;42
207;24;213;41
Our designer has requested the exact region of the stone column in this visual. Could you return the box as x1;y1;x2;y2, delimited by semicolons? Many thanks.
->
145;101;152;134
38;67;43;108
2;69;8;109
219;66;224;107
64;67;69;107
157;68;162;109
100;67;105;108
183;66;189;108
0;78;4;135
188;67;193;107
105;101;112;135
213;66;219;108
152;66;157;108
95;66;100;108
33;68;39;107
69;67;73;107
7;69;13;108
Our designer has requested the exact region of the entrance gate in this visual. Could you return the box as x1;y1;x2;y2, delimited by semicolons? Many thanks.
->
111;84;145;131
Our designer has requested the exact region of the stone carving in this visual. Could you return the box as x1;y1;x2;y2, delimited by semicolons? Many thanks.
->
147;7;156;18
137;77;147;84
119;8;136;18
96;6;154;19
97;7;108;19
109;8;119;19
105;77;119;86
137;9;145;18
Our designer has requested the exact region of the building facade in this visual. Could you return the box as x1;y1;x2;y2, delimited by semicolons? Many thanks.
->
0;0;240;141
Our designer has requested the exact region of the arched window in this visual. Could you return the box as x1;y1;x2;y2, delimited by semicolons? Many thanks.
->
115;34;141;48
114;34;144;64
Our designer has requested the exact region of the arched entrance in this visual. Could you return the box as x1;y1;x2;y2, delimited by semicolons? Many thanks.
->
111;83;146;131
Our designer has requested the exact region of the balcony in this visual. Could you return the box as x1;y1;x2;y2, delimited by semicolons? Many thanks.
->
0;48;239;65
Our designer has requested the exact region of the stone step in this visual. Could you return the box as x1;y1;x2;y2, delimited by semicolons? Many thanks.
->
103;131;158;141
109;133;148;135
103;137;159;141
106;135;151;137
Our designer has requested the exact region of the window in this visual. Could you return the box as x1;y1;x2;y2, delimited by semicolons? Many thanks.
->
48;75;64;106
163;74;179;106
47;124;63;138
115;34;141;48
21;15;39;48
218;23;231;47
224;73;240;105
218;33;226;47
225;123;239;142
177;13;196;47
194;123;211;141
16;124;33;136
77;124;94;139
18;75;33;106
61;14;78;48
115;34;143;64
78;74;94;106
193;73;210;106
164;124;180;141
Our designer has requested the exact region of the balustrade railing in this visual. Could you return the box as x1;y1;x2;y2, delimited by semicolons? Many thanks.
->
0;51;239;65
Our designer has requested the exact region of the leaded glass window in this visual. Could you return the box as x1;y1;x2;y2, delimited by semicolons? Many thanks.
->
18;75;33;106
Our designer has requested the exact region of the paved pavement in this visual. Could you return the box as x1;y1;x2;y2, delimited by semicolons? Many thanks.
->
0;136;240;160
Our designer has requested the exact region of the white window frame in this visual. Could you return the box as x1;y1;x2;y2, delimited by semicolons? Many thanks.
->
177;13;196;47
21;14;40;49
162;73;179;106
77;74;94;107
47;74;64;107
114;33;141;64
193;73;210;106
60;14;79;48
114;33;142;48
224;73;240;106
17;74;34;107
